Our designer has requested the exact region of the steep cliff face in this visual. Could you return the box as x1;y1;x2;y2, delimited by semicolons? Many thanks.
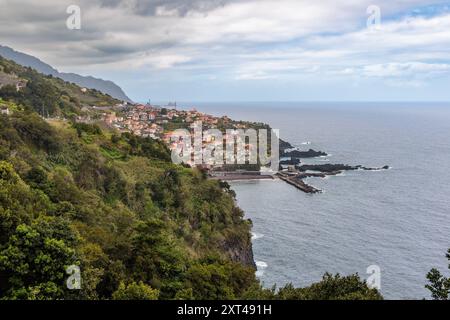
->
223;235;256;268
220;218;256;269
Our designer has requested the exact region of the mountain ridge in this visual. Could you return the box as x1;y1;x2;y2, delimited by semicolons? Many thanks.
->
0;45;133;103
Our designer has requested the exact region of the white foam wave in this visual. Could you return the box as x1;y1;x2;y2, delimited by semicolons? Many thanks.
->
365;169;387;172
251;232;264;240
256;261;268;268
255;261;268;277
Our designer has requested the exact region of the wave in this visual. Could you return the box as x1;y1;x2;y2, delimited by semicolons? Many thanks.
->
255;261;268;277
301;141;311;145
251;232;264;240
256;261;268;268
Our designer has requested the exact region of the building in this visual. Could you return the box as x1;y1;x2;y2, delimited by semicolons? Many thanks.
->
1;106;10;115
104;112;117;125
15;80;27;91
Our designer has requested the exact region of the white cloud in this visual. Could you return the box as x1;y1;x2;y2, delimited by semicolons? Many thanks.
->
1;0;450;99
362;62;450;78
1;0;445;64
130;52;192;69
235;71;274;80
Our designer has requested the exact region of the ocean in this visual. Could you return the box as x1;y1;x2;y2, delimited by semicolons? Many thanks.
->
189;102;450;299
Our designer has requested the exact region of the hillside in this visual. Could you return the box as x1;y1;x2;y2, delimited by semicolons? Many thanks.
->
0;62;382;300
0;110;258;299
0;45;132;103
0;55;120;117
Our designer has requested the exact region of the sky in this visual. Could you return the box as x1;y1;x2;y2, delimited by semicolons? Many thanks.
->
1;0;450;102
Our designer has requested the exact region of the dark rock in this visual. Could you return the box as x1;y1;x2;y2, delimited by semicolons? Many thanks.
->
296;171;342;179
297;164;390;173
279;138;294;151
282;149;327;158
297;164;357;172
280;158;301;165
221;234;256;268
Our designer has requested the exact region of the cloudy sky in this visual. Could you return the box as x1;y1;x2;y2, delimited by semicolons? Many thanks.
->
1;0;450;102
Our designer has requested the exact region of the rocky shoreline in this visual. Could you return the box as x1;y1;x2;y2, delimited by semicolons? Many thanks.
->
297;164;390;173
210;139;390;194
277;139;390;194
280;139;328;158
283;149;328;158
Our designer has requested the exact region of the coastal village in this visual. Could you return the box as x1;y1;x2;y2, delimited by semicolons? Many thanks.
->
15;95;382;194
87;102;253;167
85;102;389;194
96;103;226;140
0;71;390;195
1;93;391;194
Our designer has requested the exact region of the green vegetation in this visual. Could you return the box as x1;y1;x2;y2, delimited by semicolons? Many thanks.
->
0;55;382;300
0;109;257;300
426;249;450;300
0;56;119;118
244;273;382;300
112;282;159;300
0;110;384;300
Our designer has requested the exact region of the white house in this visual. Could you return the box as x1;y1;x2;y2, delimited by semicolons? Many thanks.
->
1;107;10;115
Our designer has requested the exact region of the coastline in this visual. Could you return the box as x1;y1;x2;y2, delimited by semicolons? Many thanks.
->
210;174;275;181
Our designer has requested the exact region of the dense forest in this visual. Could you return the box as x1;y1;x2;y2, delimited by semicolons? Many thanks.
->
0;55;383;300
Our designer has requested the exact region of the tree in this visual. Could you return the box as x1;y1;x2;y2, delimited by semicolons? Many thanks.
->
426;249;450;300
111;134;120;144
0;161;52;244
112;282;159;300
130;219;187;298
185;262;236;300
0;84;21;99
0;217;78;300
183;258;255;300
11;112;62;153
275;273;382;300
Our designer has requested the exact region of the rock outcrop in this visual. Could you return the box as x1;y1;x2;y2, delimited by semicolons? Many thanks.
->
220;223;256;268
282;149;328;158
297;164;390;172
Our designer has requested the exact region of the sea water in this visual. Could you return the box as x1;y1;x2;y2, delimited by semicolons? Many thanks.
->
191;102;450;299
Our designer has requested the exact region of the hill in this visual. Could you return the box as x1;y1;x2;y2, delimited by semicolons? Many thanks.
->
0;55;120;117
0;45;132;103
